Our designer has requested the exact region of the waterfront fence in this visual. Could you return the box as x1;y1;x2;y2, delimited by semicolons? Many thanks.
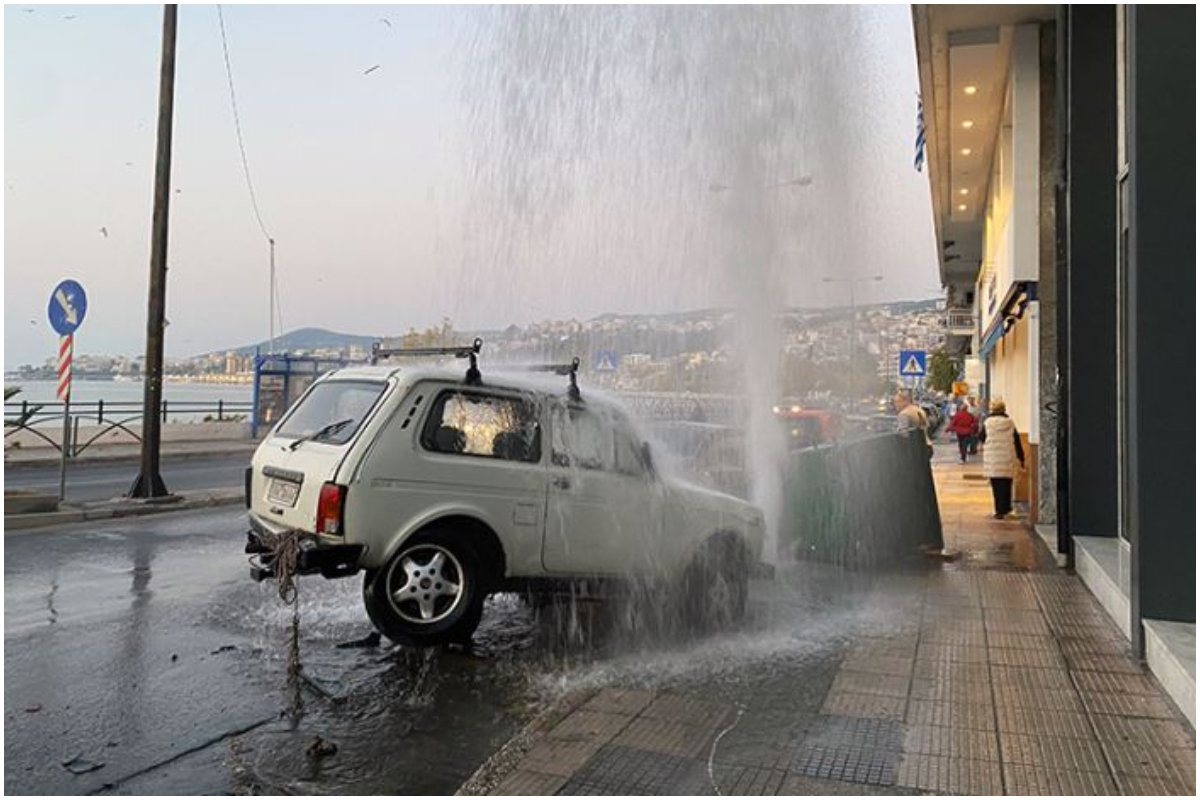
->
4;399;254;456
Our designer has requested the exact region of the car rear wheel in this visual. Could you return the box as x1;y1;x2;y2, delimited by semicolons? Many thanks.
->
363;529;485;647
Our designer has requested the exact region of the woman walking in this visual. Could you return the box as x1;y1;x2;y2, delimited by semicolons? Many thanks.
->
980;398;1025;518
946;403;980;463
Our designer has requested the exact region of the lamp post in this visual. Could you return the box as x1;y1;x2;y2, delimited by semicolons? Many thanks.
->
822;274;884;406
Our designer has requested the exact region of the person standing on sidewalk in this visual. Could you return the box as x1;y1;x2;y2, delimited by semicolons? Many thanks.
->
894;389;932;457
979;398;1025;518
945;403;979;463
966;395;983;454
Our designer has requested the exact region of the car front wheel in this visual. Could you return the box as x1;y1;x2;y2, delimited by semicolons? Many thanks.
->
680;536;749;631
363;529;485;647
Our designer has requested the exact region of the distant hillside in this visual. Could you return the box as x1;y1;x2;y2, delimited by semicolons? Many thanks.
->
588;298;941;324
207;328;381;358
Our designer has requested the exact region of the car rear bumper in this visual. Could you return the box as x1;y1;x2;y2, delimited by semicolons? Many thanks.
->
245;527;364;581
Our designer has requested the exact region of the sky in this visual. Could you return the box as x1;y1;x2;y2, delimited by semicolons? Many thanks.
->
4;4;939;368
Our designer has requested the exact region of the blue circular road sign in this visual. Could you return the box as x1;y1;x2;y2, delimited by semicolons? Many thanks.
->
48;279;88;336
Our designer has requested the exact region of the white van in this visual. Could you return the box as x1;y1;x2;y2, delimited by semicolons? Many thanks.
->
246;343;767;646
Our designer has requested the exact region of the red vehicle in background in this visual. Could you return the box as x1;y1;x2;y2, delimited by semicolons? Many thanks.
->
772;403;842;448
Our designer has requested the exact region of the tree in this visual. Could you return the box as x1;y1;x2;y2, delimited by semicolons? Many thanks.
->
927;347;959;394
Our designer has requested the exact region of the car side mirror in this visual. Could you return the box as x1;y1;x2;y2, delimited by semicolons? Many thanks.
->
641;441;655;474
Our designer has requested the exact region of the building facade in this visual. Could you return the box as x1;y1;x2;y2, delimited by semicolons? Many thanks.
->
913;4;1194;722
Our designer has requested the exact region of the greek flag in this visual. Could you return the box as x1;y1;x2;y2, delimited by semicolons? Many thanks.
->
914;95;926;172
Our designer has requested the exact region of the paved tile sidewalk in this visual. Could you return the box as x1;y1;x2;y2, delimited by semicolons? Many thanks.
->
471;444;1195;795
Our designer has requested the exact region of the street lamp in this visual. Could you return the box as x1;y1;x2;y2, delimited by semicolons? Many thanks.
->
822;274;884;406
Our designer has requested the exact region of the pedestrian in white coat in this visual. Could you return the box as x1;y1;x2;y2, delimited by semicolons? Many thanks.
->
980;398;1025;518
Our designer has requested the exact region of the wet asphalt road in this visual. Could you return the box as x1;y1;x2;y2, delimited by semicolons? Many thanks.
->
4;454;249;503
4;507;546;794
5;506;928;795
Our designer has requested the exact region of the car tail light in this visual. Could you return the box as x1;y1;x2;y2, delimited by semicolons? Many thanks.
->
316;483;346;536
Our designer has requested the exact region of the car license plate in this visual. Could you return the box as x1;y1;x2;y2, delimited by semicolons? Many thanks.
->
267;479;300;507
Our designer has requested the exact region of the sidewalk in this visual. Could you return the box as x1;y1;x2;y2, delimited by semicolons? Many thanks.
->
4;438;260;468
4;487;244;532
462;443;1196;796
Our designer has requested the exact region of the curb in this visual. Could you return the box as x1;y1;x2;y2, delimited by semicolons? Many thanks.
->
4;488;244;532
4;443;259;470
456;687;598;796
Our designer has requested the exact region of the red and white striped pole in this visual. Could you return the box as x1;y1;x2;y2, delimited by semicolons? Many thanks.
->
57;334;73;401
58;334;73;500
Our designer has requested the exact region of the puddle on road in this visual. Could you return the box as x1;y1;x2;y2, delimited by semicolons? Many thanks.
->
203;561;928;794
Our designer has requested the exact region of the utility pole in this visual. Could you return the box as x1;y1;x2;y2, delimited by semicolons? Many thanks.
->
268;237;276;353
129;4;178;499
823;274;883;406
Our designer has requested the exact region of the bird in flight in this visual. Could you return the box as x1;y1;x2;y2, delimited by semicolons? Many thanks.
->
99;227;108;238
379;18;391;28
363;64;381;75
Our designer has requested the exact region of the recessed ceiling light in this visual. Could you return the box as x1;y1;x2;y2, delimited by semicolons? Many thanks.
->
960;148;972;156
961;120;974;129
957;204;968;212
959;188;969;196
964;85;978;95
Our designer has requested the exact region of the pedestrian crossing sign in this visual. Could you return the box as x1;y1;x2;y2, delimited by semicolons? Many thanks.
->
594;349;619;372
899;350;927;377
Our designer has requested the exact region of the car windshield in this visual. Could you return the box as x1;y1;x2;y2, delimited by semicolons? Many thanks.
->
276;380;387;445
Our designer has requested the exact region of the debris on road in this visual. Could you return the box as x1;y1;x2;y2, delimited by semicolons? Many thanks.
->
60;755;104;775
334;631;381;649
306;736;338;759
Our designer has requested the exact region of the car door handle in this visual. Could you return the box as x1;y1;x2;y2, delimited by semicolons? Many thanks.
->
552;477;571;490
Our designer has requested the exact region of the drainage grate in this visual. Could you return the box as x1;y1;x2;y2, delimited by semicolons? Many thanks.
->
562;744;700;795
789;716;904;786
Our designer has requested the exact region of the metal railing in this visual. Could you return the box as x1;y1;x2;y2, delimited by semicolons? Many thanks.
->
943;311;975;331
616;392;739;423
4;399;254;456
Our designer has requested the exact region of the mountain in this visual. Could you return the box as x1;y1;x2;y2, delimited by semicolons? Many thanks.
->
210;328;381;358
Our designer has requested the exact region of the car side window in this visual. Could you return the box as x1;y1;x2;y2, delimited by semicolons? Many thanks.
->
421;390;541;463
551;406;612;471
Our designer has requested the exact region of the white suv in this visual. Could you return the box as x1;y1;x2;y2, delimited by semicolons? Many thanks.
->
246;348;767;646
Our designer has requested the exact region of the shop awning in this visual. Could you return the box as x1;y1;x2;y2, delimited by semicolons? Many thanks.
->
979;281;1038;358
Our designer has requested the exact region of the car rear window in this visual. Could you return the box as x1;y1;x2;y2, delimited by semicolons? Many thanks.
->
276;380;387;445
421;390;541;463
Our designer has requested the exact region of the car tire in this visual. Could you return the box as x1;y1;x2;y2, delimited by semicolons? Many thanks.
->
363;528;486;647
680;535;749;631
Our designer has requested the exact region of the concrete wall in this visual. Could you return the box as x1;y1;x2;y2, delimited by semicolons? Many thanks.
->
979;23;1042;501
1010;24;1043;285
1037;20;1059;526
990;314;1032;434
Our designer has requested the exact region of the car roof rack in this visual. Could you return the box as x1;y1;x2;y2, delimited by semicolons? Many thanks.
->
517;357;582;401
371;337;483;386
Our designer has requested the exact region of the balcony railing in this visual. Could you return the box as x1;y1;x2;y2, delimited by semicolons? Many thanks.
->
943;311;975;333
